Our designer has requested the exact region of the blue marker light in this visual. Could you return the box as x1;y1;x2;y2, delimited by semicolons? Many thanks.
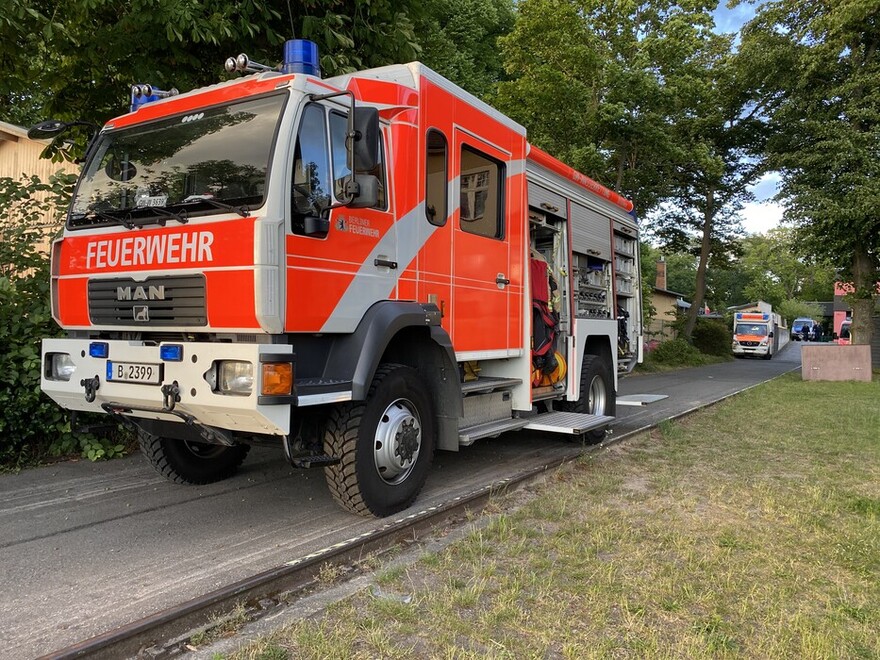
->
282;39;321;77
160;344;184;362
89;342;109;358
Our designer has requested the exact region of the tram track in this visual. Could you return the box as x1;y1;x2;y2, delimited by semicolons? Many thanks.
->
37;362;799;660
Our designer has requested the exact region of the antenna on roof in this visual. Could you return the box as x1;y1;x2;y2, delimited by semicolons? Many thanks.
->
286;0;296;39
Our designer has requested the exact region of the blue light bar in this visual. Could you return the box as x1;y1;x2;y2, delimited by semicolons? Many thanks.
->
130;84;179;112
89;342;109;358
160;345;184;362
282;39;321;77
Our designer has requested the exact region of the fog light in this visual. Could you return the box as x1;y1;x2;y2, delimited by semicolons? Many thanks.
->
262;362;293;396
217;361;253;395
47;353;76;381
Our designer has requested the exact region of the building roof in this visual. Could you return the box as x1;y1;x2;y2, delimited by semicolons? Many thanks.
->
653;286;688;298
0;120;28;143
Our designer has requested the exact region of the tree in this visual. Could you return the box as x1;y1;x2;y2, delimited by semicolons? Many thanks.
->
741;0;880;346
493;0;719;214
649;23;769;339
0;0;423;133
418;0;515;99
738;227;835;308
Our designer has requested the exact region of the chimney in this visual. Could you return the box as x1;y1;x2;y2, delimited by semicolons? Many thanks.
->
655;257;667;291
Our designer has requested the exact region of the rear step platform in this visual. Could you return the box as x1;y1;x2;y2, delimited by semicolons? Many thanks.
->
616;394;669;407
523;412;615;435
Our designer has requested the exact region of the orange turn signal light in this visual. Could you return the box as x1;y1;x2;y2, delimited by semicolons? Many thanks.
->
261;362;293;396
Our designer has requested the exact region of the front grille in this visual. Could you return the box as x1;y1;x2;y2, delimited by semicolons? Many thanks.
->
89;275;207;326
742;340;759;347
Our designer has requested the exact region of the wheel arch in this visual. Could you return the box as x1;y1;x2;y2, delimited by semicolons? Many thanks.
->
583;334;617;393
322;301;461;451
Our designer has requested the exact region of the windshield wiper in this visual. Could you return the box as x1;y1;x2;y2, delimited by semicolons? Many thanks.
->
69;207;137;229
121;206;189;230
175;197;250;217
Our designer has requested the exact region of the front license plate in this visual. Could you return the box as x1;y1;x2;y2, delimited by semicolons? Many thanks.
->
106;361;162;384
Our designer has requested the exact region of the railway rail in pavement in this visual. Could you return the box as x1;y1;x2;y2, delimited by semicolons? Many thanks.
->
1;345;801;659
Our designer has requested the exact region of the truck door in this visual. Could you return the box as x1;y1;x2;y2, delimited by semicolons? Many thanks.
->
451;131;513;355
285;103;396;333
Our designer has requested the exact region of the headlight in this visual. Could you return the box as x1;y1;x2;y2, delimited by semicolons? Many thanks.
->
47;353;76;381
217;361;253;395
760;338;769;346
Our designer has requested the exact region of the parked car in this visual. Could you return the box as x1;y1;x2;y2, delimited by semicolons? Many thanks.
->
791;317;815;341
837;320;852;345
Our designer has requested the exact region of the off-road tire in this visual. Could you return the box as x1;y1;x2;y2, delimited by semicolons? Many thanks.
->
323;364;435;517
138;428;250;485
557;354;616;443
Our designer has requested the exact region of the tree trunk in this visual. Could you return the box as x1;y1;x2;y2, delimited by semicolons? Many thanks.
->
851;245;875;347
683;191;714;340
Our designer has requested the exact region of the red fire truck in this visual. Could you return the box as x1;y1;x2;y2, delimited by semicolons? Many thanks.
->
38;40;642;516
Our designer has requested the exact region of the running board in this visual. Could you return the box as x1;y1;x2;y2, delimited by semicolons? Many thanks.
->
522;411;614;435
616;394;669;407
459;418;530;446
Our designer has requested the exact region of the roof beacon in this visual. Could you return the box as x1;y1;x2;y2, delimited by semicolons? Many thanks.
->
130;84;178;112
282;39;321;77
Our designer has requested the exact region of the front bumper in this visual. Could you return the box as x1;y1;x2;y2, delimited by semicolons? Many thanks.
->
41;339;292;436
732;343;769;357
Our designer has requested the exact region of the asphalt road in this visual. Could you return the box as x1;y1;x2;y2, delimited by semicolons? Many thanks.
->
0;344;801;658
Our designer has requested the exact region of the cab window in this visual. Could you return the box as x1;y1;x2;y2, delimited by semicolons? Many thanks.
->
329;110;387;210
425;129;448;226
291;104;331;235
459;145;504;239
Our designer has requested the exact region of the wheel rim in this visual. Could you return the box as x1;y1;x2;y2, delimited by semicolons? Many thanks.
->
182;440;227;460
373;398;421;485
588;375;607;415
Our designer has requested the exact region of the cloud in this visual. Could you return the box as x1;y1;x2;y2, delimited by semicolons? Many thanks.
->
741;200;784;235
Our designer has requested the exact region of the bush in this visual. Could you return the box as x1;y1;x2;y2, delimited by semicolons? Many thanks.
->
648;338;706;366
0;173;129;469
691;319;732;356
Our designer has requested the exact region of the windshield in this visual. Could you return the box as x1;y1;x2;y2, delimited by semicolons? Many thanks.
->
69;94;286;228
736;324;768;336
840;323;851;338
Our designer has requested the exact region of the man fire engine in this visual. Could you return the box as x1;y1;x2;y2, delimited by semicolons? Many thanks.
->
38;40;642;517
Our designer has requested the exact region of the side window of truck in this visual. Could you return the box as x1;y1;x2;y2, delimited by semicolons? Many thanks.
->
291;104;331;235
459;145;504;239
329;110;387;210
425;129;448;226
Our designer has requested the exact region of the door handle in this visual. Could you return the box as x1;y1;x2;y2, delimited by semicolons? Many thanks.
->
374;258;398;269
496;274;510;286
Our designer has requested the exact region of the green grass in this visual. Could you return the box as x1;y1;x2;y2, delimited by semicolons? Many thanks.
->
230;374;880;659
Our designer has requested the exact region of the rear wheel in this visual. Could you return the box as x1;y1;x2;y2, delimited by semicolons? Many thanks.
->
557;354;616;443
138;428;250;485
324;364;435;517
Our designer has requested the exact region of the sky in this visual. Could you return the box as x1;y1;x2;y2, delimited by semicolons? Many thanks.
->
712;1;786;236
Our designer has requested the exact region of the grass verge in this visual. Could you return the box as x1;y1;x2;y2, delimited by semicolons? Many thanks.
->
229;373;880;659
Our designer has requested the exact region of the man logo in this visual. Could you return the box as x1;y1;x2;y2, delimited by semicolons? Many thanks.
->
133;305;150;322
117;285;165;301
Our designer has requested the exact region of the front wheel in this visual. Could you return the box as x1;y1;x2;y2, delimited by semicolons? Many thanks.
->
557;354;616;443
138;429;250;485
324;364;435;517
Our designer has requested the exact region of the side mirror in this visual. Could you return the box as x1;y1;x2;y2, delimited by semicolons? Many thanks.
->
27;119;69;140
352;107;379;171
768;331;774;338
303;215;329;238
347;174;379;209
